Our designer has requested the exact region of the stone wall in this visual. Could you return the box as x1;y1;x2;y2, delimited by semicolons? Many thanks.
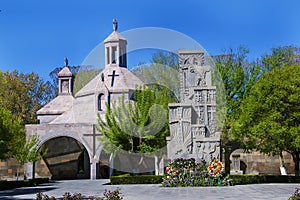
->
230;149;295;175
0;158;24;180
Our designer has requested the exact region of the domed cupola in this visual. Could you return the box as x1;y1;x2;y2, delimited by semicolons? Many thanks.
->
104;19;127;68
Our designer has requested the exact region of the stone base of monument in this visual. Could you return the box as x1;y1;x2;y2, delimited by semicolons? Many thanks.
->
280;167;287;175
230;170;243;175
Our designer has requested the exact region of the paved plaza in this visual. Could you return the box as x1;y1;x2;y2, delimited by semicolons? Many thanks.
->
0;179;299;200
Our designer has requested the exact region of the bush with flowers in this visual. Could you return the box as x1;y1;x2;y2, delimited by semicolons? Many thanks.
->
162;158;225;187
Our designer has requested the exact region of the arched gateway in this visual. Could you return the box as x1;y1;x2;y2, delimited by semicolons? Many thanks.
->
25;20;143;180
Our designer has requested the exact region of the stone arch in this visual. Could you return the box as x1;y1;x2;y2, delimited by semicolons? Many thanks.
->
36;134;92;180
37;131;92;157
97;93;105;111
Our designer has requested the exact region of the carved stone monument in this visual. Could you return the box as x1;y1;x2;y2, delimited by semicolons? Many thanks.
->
167;50;221;163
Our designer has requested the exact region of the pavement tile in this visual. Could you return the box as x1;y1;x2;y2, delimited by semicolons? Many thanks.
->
0;180;298;200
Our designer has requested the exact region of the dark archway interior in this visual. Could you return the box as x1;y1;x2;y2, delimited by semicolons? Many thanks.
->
99;151;110;179
38;136;90;180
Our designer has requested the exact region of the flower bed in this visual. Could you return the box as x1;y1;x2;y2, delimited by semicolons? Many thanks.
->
162;158;225;187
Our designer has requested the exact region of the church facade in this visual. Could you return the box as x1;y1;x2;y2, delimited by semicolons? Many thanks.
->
25;22;143;180
20;21;297;180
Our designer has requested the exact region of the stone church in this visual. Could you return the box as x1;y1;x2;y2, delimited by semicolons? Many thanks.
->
0;20;293;180
25;21;144;180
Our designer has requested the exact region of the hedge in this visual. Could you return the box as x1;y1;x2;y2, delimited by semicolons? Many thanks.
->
110;175;164;185
228;174;300;185
0;178;49;190
110;174;300;185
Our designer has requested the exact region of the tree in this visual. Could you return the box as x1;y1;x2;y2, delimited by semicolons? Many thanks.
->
261;46;300;72
0;107;44;180
97;85;175;155
132;51;180;100
212;46;261;173
11;134;45;180
0;108;23;159
0;70;53;124
231;64;300;175
151;51;179;71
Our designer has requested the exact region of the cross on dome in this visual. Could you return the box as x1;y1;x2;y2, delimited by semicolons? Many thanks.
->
113;19;118;31
64;57;68;67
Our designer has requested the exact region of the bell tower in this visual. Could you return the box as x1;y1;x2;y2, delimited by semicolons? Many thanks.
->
58;57;73;95
104;19;127;68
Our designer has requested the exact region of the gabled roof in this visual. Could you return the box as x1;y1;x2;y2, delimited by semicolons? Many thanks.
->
104;31;127;43
37;95;75;115
58;66;72;77
75;66;143;97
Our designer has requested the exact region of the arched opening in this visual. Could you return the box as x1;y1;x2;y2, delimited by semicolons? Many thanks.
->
99;151;111;179
35;136;90;180
98;93;105;111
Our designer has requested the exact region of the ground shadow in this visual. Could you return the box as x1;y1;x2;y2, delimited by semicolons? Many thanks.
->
0;184;57;199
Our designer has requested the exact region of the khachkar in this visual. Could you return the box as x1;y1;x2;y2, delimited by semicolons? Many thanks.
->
167;50;221;163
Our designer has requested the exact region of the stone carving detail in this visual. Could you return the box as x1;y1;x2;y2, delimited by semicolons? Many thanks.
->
194;66;210;87
194;141;220;162
196;106;205;124
179;53;204;67
168;50;220;163
61;80;69;93
194;91;204;103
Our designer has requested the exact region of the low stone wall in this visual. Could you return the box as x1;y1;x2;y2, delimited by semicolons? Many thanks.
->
0;158;24;180
230;149;295;175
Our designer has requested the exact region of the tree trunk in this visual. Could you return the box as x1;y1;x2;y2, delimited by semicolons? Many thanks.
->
32;162;36;180
293;152;300;176
279;151;287;175
16;164;20;181
224;146;231;174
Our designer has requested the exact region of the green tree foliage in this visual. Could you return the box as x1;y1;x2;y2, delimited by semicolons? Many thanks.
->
0;108;24;159
231;65;300;174
151;51;179;70
132;51;180;101
11;134;45;180
0;70;53;124
213;46;261;143
261;46;300;72
97;85;175;155
0;107;43;179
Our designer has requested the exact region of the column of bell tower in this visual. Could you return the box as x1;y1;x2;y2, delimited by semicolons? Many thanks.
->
104;19;127;68
58;57;73;95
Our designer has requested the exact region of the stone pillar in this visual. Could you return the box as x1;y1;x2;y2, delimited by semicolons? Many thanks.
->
109;46;112;65
154;156;159;175
109;153;114;177
159;157;165;175
24;162;33;179
90;155;97;180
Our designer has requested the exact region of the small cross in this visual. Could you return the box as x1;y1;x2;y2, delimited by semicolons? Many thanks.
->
108;70;119;87
64;57;68;67
83;126;102;156
113;18;118;31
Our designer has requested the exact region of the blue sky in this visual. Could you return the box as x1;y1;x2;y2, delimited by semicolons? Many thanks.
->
1;0;300;82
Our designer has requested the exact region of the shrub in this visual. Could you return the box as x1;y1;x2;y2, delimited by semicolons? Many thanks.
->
0;178;49;191
228;174;300;185
36;188;123;200
289;188;300;200
103;188;123;200
110;175;163;185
